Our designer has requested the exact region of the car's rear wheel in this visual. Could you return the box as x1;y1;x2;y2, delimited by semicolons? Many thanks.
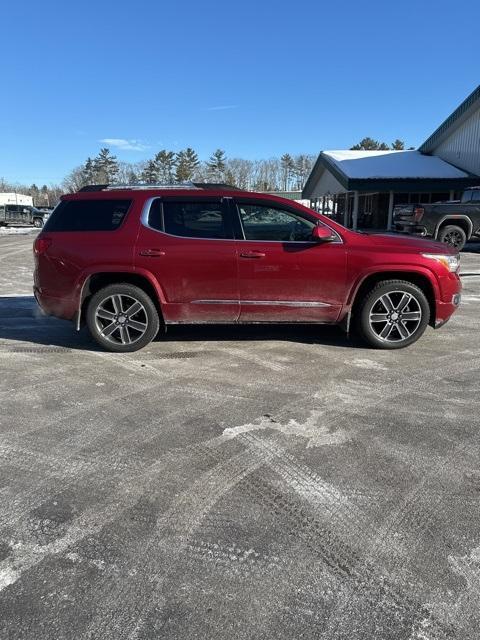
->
355;280;430;349
86;283;160;352
437;224;466;250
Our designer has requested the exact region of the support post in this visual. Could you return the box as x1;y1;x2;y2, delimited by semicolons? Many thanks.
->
344;192;349;227
449;190;455;201
322;196;326;214
387;191;394;230
352;191;359;230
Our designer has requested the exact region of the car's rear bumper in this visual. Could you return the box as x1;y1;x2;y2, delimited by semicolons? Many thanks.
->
33;287;76;321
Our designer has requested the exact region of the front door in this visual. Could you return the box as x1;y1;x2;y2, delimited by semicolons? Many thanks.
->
135;196;239;323
234;199;347;322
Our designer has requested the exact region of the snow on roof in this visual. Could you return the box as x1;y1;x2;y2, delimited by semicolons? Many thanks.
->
323;149;469;179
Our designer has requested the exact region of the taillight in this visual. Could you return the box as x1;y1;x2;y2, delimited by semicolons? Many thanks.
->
413;207;424;222
34;237;52;255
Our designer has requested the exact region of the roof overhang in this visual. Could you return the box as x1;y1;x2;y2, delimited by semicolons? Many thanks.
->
303;150;479;198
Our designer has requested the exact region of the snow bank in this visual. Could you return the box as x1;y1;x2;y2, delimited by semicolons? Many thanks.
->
323;149;470;179
0;226;37;235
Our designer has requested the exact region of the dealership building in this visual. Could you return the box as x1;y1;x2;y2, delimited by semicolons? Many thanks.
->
302;84;480;229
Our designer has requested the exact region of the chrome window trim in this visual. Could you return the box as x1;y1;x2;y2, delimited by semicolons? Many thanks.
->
140;197;343;244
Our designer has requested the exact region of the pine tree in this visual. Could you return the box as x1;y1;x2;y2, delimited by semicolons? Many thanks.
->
83;157;95;184
351;137;406;151
351;137;382;150
155;150;176;183
140;160;159;184
175;148;199;182
391;139;405;150
280;153;294;190
206;149;227;181
93;148;119;183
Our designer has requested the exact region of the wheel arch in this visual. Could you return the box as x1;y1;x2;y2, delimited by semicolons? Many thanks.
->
349;270;437;328
77;270;165;330
435;216;472;239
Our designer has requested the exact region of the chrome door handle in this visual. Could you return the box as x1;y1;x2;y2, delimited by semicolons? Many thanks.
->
240;251;265;259
139;249;165;257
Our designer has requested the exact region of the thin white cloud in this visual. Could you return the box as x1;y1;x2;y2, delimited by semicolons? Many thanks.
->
99;138;149;151
206;105;238;111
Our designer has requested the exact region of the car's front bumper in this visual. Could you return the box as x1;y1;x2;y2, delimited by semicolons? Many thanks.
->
434;273;462;327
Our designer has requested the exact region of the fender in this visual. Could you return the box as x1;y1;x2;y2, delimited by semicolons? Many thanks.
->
433;215;473;239
73;265;168;330
345;264;441;312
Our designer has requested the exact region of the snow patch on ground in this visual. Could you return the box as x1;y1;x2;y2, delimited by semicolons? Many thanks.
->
0;226;37;235
0;566;20;591
222;411;349;448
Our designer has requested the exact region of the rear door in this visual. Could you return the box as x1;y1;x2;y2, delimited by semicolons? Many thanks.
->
135;196;239;323
232;198;347;322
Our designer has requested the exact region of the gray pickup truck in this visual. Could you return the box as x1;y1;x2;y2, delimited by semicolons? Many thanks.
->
0;204;50;228
393;187;480;250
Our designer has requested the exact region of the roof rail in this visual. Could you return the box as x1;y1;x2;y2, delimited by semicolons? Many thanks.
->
77;182;200;192
77;182;243;193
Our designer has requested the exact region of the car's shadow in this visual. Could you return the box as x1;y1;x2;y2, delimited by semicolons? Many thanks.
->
0;296;360;351
463;241;480;254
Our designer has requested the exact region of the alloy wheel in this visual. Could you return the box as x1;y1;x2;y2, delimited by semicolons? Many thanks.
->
443;229;463;248
368;291;422;343
94;294;148;346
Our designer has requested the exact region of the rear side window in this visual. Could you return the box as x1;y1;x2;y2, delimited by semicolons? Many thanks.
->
151;201;232;239
44;199;131;232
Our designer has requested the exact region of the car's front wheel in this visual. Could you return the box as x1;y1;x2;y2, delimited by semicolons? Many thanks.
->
86;283;160;352
355;280;430;349
33;217;44;228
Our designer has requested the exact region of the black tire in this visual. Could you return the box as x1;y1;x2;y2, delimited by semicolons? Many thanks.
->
86;283;160;353
355;280;430;349
33;217;44;228
437;224;466;250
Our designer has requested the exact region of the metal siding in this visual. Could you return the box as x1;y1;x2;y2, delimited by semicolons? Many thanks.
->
433;108;480;176
308;169;346;197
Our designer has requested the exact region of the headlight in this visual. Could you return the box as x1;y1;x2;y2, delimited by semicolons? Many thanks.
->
422;253;460;272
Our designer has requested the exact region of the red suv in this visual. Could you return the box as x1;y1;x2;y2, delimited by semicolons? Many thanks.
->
33;184;461;352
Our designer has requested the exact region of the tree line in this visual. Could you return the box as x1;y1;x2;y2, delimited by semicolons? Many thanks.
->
63;147;317;193
0;136;411;206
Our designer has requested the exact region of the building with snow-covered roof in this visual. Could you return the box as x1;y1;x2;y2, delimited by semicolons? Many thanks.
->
303;85;480;229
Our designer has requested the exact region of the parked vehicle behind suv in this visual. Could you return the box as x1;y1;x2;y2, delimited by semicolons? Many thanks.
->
34;184;462;352
0;204;48;228
393;187;480;250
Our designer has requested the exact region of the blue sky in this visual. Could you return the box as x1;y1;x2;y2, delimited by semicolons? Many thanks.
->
2;0;480;184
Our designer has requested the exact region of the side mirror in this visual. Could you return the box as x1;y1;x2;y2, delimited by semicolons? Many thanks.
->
311;225;336;242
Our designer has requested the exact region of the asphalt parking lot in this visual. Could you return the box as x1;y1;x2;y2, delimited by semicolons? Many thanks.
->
0;230;479;640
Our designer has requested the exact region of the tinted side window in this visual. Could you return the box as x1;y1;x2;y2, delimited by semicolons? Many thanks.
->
44;199;131;232
237;203;315;241
162;201;231;239
471;191;480;202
